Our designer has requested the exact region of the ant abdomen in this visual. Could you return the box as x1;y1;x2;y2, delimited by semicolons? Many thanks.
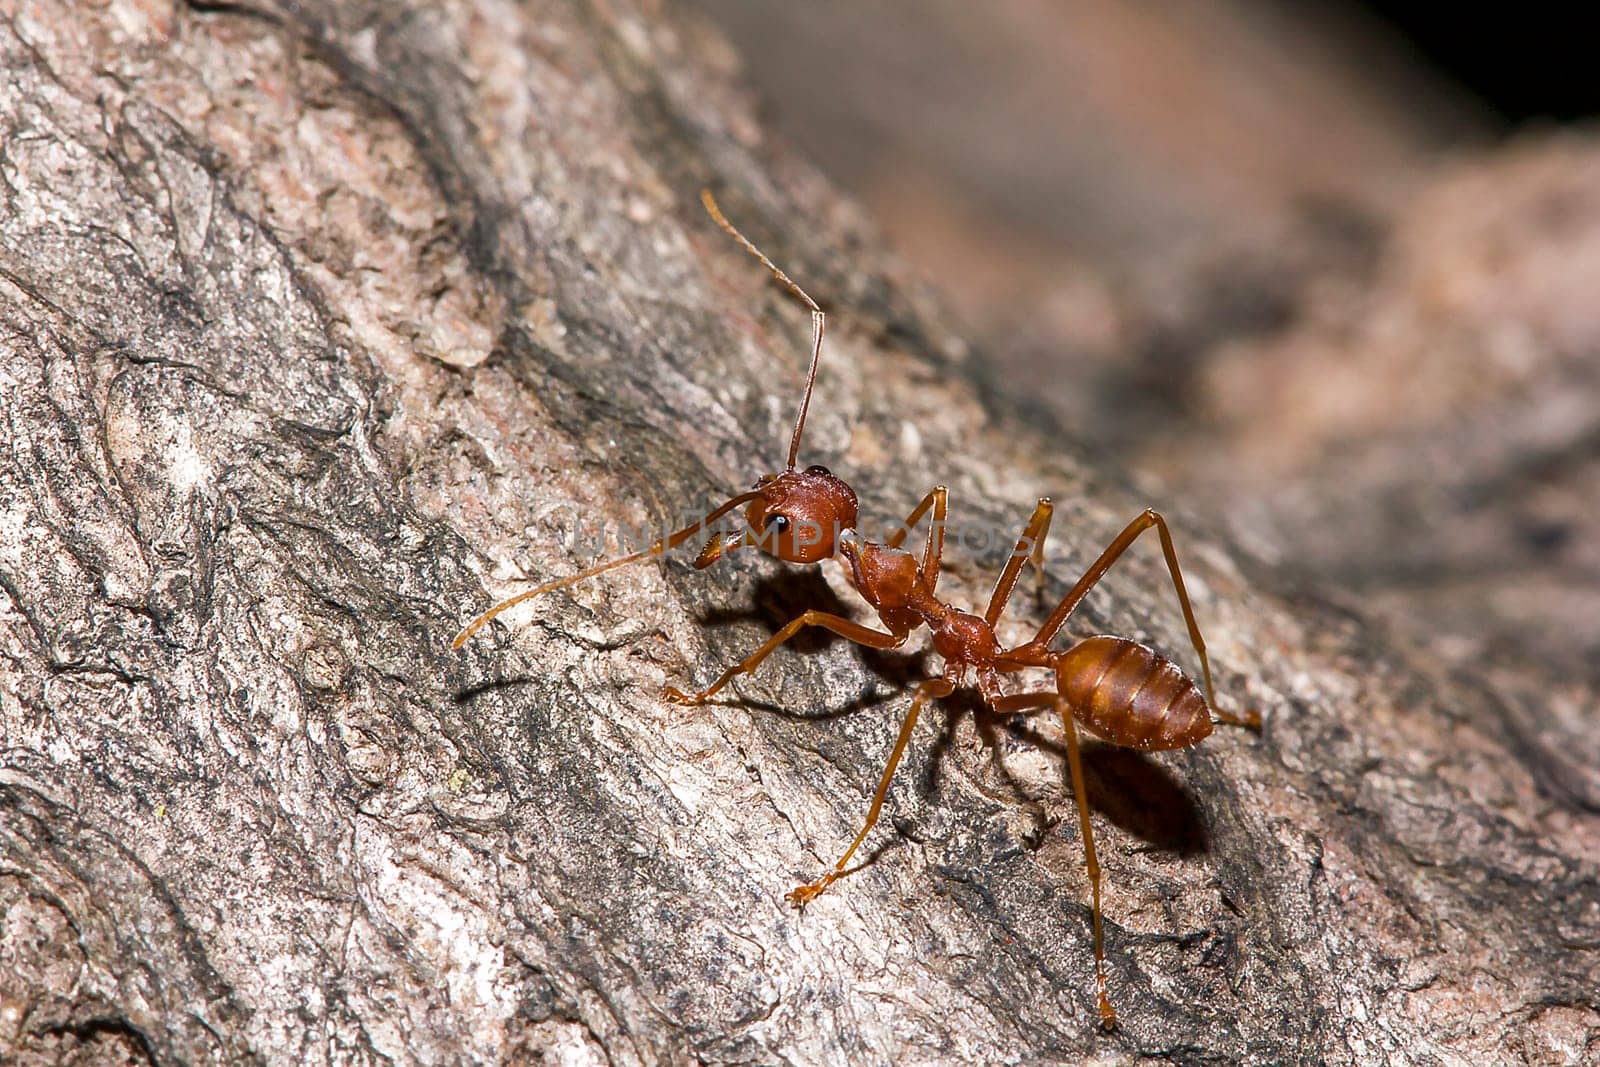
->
1055;636;1213;752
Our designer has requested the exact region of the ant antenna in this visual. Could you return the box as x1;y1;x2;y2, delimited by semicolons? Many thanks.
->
701;189;825;470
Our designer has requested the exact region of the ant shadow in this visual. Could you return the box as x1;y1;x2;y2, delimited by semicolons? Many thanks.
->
926;692;1209;858
689;567;1210;859
453;672;543;704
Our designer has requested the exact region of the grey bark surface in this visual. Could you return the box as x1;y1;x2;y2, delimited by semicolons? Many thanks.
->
0;2;1596;1066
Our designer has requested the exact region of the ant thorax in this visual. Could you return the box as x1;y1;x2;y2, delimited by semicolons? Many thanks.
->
839;534;926;613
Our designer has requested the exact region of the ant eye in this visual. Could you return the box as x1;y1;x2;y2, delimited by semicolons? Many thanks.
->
806;464;831;476
766;514;791;534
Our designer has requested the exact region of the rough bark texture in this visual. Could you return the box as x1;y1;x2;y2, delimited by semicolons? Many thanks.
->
1;2;1596;1066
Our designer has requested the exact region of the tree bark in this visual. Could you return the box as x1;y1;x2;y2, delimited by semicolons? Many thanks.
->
1;2;1595;1065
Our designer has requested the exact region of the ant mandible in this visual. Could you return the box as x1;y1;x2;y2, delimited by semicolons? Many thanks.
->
453;189;1261;1030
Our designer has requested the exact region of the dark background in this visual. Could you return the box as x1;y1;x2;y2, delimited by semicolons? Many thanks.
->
1359;1;1600;121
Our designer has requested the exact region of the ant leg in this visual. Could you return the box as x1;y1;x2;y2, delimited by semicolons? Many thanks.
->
1018;509;1258;729
663;610;906;706
453;490;765;648
1061;700;1118;1030
885;485;948;590
984;498;1054;627
986;690;1057;715
979;685;1117;1027
1029;510;1051;601
1212;705;1262;730
788;677;956;908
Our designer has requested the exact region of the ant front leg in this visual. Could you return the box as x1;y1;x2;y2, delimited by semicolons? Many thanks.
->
985;498;1054;627
885;485;948;590
662;610;907;706
788;675;955;908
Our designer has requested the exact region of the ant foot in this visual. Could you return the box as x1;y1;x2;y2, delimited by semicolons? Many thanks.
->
785;874;837;909
1214;705;1262;733
1095;971;1118;1030
662;686;707;706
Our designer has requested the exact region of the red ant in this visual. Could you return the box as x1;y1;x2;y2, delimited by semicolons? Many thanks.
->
454;190;1261;1029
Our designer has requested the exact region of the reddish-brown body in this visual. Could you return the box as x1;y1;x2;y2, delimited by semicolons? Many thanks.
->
452;190;1260;1031
1057;636;1213;752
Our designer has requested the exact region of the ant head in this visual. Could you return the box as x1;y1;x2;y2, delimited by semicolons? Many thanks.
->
694;465;859;569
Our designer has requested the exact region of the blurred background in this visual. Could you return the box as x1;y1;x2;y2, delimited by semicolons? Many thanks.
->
679;0;1600;715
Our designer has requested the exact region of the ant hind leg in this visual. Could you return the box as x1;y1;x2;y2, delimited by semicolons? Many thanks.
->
1021;509;1259;733
989;686;1120;1029
1060;700;1119;1030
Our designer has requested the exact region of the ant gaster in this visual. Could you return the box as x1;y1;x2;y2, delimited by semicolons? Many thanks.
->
454;190;1261;1030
